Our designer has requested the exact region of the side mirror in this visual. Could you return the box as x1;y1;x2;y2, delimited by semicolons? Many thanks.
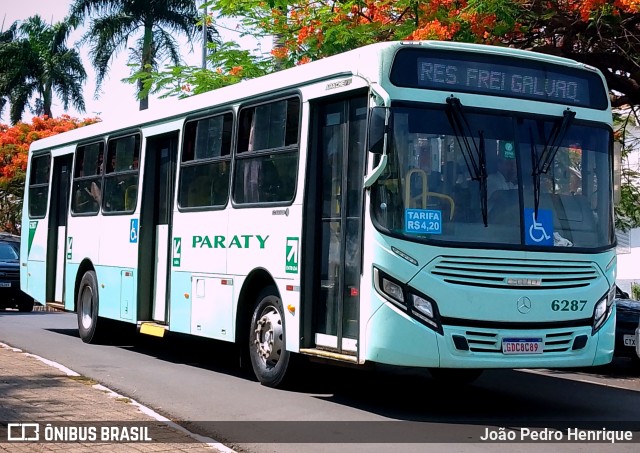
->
368;106;389;155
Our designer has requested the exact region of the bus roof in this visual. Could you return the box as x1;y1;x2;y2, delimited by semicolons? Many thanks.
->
28;40;606;153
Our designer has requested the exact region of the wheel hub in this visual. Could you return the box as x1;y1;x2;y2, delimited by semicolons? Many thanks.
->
80;286;93;330
254;307;283;364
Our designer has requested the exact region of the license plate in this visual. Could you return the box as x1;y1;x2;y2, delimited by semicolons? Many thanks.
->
502;338;543;354
0;282;11;287
623;335;636;347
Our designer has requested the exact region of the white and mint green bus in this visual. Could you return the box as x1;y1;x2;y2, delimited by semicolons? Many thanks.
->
21;41;617;387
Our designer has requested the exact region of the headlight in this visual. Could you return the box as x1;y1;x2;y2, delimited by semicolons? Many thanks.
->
412;294;433;318
373;267;443;334
374;267;405;311
410;294;441;332
592;285;615;334
382;277;404;304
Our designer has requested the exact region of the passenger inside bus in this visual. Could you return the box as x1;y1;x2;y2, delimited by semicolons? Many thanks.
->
487;144;517;201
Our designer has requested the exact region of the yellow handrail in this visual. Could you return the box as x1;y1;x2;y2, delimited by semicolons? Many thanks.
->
404;169;455;220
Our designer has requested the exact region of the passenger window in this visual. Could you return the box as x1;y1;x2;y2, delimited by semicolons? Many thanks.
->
102;134;140;214
71;142;103;215
234;97;299;204
179;113;232;209
28;154;51;218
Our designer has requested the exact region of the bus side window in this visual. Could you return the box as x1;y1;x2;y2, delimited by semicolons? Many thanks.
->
179;113;232;209
102;134;140;214
234;97;299;205
71;142;103;215
28;154;51;219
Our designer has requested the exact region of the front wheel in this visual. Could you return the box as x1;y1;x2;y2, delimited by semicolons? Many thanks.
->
249;286;290;387
77;270;102;343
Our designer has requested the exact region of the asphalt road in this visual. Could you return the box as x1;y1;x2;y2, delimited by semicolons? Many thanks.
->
1;309;639;453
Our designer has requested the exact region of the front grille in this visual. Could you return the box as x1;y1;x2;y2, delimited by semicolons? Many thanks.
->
429;256;598;290
0;270;19;281
464;330;576;353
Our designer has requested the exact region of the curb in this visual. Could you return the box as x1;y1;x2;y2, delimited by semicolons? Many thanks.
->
0;342;235;452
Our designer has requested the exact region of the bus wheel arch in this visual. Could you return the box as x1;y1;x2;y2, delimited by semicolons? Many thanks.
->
73;259;95;312
236;269;290;386
235;269;275;348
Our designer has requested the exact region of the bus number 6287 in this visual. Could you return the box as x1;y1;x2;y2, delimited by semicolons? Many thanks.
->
551;299;587;311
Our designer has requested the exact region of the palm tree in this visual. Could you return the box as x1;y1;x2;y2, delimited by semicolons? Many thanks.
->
70;0;215;111
0;16;86;124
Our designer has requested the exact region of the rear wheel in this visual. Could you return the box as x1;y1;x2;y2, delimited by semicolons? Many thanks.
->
249;286;290;387
429;368;483;385
77;270;102;343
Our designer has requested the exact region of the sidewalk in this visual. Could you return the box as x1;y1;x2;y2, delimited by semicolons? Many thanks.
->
0;343;232;452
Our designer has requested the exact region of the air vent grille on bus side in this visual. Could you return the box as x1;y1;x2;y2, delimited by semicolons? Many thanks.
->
429;256;598;290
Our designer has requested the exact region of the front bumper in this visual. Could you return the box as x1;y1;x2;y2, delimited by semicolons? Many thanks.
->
365;299;615;368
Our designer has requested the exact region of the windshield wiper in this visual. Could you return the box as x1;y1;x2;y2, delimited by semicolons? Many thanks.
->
446;96;488;226
531;108;575;218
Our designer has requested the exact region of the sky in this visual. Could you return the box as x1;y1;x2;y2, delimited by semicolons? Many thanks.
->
0;0;270;123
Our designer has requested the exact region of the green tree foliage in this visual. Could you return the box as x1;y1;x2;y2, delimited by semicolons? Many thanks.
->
615;110;640;232
208;1;640;107
0;16;86;125
69;0;218;110
0;115;99;234
139;0;640;229
131;41;272;99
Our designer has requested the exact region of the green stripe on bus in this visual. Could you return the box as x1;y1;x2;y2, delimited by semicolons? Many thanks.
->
28;221;38;256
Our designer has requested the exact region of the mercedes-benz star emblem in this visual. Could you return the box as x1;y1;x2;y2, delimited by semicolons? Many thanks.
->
517;296;532;314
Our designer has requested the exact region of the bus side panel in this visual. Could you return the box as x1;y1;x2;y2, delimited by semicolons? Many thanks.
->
190;274;233;339
226;205;302;352
96;215;140;322
92;265;136;321
168;270;192;335
64;262;79;311
365;298;441;367
169;210;230;337
23;219;48;304
64;217;101;311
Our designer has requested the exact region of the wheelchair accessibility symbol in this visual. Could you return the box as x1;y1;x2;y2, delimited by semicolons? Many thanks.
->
130;218;139;243
524;208;553;246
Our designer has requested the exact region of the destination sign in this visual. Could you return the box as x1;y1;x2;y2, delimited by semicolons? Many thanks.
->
390;49;607;109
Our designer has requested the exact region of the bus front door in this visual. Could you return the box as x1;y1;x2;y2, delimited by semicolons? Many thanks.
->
138;133;178;323
306;95;367;355
46;154;73;304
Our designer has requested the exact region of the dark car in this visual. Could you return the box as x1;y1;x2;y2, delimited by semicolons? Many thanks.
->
0;233;34;312
614;285;640;361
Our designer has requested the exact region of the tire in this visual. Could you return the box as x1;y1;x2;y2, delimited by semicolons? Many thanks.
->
428;368;483;385
17;295;34;312
249;285;290;387
77;270;102;343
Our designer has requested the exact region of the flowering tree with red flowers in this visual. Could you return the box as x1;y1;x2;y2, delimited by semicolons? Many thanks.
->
0;115;100;234
203;0;640;106
148;1;640;106
142;0;640;229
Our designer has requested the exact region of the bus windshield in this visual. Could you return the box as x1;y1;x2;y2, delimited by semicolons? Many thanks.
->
370;104;614;250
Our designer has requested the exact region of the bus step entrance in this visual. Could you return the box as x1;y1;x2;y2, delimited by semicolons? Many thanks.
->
299;348;359;364
138;322;167;338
